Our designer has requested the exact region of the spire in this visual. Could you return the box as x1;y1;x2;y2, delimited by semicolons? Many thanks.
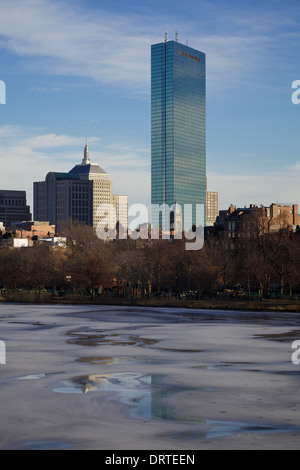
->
82;124;91;165
82;143;91;165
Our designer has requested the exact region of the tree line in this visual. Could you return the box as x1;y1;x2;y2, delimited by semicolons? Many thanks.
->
1;222;300;301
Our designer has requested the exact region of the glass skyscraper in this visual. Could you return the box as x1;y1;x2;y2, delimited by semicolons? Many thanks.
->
151;39;206;230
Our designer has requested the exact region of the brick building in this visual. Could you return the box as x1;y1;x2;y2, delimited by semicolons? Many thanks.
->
212;203;300;248
13;221;56;240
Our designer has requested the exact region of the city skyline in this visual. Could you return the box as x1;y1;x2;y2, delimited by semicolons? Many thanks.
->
0;0;300;214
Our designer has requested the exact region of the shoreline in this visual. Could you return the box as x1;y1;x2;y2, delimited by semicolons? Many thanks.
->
1;294;300;313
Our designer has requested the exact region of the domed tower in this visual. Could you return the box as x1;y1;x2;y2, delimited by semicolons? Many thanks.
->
69;144;113;231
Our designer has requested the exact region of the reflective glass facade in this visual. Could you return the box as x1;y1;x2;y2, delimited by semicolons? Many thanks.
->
151;40;206;227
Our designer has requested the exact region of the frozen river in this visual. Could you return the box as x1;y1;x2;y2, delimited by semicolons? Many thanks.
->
1;303;300;450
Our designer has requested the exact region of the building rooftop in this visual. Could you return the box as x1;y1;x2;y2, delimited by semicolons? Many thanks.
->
68;144;109;179
51;172;81;180
0;190;26;197
69;163;108;176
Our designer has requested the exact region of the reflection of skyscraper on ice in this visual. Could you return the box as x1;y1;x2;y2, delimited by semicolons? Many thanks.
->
34;144;128;234
149;374;175;421
64;373;180;421
81;374;111;393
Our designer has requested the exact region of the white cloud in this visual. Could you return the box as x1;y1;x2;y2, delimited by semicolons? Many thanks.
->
22;133;99;149
0;128;73;209
0;125;150;211
0;0;153;93
110;168;151;207
208;165;300;210
0;0;297;95
96;143;150;170
1;125;299;221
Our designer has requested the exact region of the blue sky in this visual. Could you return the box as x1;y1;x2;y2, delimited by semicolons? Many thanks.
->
0;0;300;213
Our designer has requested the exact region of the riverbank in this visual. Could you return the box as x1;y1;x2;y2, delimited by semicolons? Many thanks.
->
1;292;300;313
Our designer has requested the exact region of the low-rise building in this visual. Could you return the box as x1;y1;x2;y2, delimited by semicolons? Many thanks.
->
38;237;67;247
213;203;300;248
267;204;300;231
1;238;29;248
12;221;56;240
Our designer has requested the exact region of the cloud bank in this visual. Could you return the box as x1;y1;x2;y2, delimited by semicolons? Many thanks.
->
0;0;298;94
0;125;150;210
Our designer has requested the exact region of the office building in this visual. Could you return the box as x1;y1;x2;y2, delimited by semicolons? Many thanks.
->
68;145;113;232
206;190;218;226
34;172;93;230
112;195;129;234
0;190;31;227
34;145;128;234
151;36;206;229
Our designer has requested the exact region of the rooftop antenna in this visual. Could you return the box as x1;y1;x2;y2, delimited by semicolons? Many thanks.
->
165;31;168;43
175;31;178;42
186;38;189;46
